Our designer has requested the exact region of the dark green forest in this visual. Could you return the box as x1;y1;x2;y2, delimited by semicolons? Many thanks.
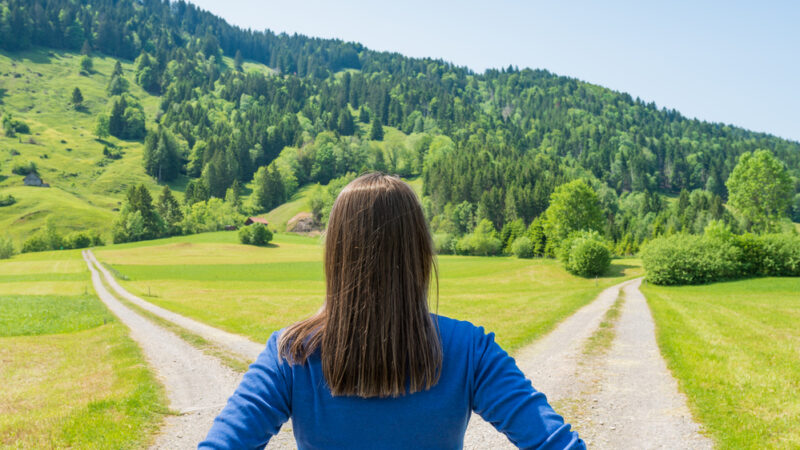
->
2;0;799;254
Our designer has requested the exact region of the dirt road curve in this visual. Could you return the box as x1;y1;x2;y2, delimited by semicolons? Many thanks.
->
86;250;263;362
83;251;296;449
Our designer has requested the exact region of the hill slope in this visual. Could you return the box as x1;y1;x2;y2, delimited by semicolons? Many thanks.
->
1;0;798;247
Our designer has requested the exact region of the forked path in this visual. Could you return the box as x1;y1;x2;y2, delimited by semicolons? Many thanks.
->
89;252;708;448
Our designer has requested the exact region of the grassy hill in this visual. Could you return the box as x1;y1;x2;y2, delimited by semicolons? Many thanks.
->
0;47;431;243
0;48;161;242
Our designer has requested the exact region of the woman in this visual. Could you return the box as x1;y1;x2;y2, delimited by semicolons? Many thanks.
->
201;173;583;449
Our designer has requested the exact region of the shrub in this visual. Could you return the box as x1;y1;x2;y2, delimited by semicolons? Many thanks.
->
0;194;16;207
0;237;14;259
432;232;455;255
757;233;800;276
642;234;742;285
455;219;503;256
12;161;37;176
238;226;252;245
455;232;502;256
250;224;273;246
559;232;611;277
21;233;49;253
66;231;92;249
511;236;535;259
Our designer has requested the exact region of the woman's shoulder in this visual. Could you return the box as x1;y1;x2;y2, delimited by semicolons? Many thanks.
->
432;314;495;349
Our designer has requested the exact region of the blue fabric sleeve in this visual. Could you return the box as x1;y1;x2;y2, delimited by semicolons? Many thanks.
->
470;327;585;449
199;332;292;450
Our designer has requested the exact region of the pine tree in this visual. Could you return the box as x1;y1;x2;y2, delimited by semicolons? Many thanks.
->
369;116;384;141
71;87;83;107
143;126;181;182
126;185;162;239
358;106;370;123
337;109;355;136
80;55;93;73
112;61;123;77
108;96;127;137
234;50;243;71
157;185;183;235
80;40;91;56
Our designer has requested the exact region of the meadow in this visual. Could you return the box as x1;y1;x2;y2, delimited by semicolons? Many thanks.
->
0;249;166;448
643;279;800;448
96;231;643;351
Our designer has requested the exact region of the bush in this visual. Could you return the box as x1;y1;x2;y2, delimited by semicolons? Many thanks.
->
0;194;16;207
21;233;49;253
455;232;502;256
642;234;742;285
454;219;502;256
250;223;273;246
66;231;92;249
12;161;37;176
643;231;800;285
0;237;14;259
511;236;534;258
238;226;252;245
757;233;800;276
432;232;455;255
559;232;611;277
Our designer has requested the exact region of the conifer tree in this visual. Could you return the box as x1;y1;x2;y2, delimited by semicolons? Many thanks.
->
71;87;83;108
337;109;355;136
157;185;183;235
234;50;243;71
369;116;384;141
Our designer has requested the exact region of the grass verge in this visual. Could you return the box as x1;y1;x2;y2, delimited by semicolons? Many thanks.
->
582;289;625;356
643;278;800;448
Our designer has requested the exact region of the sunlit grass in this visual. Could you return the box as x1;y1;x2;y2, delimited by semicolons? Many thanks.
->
643;278;800;449
0;249;166;447
98;231;642;350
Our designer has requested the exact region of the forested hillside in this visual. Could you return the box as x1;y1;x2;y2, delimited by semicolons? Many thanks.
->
1;0;798;252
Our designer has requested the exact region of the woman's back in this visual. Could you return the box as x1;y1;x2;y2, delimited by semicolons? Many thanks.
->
201;173;583;449
200;314;582;449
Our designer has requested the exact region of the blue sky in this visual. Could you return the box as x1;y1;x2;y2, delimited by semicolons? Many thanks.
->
187;0;799;142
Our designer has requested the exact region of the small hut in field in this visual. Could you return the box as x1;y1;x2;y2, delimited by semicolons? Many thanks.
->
244;217;269;226
23;172;49;187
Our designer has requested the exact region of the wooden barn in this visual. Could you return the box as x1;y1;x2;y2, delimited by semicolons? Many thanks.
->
244;217;269;226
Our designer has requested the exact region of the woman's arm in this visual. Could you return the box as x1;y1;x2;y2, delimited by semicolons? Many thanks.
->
471;327;585;449
199;332;292;450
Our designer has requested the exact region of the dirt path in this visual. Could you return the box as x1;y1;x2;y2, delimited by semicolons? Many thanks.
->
83;251;296;449
89;254;709;448
87;250;263;362
568;279;713;449
463;281;632;448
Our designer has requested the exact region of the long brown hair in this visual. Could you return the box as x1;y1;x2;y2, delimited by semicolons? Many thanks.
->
279;172;442;398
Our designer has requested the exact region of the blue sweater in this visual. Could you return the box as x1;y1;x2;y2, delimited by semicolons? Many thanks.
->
200;315;584;449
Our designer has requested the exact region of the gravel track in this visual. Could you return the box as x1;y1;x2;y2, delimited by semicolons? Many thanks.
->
83;251;296;449
87;250;263;362
570;279;713;449
89;254;708;448
463;281;632;448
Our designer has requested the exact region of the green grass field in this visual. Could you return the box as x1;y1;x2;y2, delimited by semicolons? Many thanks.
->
97;231;642;351
643;278;800;448
0;250;166;448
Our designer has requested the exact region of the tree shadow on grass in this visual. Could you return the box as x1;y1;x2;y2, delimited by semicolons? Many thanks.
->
0;88;6;104
603;262;638;279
